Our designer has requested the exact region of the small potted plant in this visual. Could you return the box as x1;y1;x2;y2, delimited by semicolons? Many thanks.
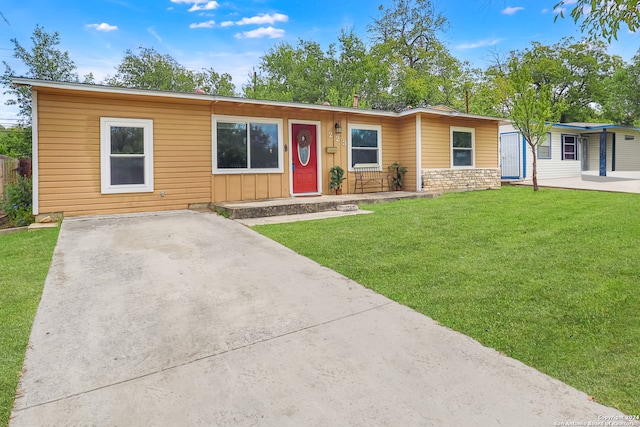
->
388;162;408;191
329;165;346;195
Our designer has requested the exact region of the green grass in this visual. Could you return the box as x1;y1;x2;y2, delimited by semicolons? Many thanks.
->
0;228;59;426
254;186;640;415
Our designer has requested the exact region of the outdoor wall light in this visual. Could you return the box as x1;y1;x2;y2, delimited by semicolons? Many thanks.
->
335;122;342;134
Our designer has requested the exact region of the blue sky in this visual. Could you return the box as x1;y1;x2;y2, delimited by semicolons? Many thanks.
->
1;0;639;125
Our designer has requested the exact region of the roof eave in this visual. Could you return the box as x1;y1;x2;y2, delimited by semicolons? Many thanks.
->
11;77;400;117
12;77;507;123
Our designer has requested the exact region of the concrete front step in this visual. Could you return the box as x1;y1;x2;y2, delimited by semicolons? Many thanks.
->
209;191;439;220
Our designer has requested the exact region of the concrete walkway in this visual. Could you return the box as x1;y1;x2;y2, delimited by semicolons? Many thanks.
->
520;171;640;194
11;211;634;426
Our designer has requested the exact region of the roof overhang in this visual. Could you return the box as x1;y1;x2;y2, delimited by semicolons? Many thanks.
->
12;77;506;124
501;119;640;133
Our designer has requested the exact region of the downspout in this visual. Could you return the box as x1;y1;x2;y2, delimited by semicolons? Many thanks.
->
599;129;607;177
416;114;422;192
31;89;39;216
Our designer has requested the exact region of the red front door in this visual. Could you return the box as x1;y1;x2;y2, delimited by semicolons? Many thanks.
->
292;124;318;193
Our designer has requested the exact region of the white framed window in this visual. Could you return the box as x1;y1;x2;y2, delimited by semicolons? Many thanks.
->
213;115;284;174
537;132;552;159
100;117;154;194
562;134;579;160
348;123;382;171
451;126;475;167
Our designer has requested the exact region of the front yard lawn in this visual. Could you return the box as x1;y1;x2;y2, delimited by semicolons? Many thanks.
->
254;186;640;415
0;228;59;427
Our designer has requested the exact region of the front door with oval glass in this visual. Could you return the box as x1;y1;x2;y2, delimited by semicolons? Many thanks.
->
292;123;318;194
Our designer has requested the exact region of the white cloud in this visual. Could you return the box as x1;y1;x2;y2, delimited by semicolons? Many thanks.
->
502;6;524;15
554;6;567;15
457;38;503;49
190;20;216;28
541;8;549;13
236;13;288;26
220;21;234;27
188;1;219;12
86;23;118;32
235;26;285;39
171;0;219;12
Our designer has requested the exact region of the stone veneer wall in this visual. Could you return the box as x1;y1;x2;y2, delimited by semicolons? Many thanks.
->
422;168;501;192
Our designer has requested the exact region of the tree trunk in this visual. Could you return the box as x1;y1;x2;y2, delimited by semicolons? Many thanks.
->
530;143;539;191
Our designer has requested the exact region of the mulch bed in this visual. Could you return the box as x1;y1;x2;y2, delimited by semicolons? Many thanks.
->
0;213;16;230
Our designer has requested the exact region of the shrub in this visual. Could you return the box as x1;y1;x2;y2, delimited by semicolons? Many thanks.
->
1;176;34;226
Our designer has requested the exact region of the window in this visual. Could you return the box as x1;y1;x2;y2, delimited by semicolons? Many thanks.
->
100;118;154;194
213;115;283;173
349;124;382;170
537;132;552;159
562;135;579;160
451;127;475;167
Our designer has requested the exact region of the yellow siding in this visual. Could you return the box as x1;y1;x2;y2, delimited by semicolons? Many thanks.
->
394;116;417;191
343;116;409;193
37;91;212;217
421;115;498;169
35;87;500;216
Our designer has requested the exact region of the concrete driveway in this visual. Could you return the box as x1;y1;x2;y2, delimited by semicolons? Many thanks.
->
524;171;640;193
11;211;633;426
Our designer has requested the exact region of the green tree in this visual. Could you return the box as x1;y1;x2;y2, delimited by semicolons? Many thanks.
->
0;125;31;158
368;0;448;69
367;0;470;111
106;47;235;95
555;0;640;42
507;38;619;122
327;30;391;108
601;50;640;126
498;60;561;191
244;40;333;103
394;44;475;111
1;25;78;124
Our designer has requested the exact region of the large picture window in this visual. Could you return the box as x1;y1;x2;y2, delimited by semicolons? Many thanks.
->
349;124;382;170
100;118;154;194
451;127;475;167
213;116;283;173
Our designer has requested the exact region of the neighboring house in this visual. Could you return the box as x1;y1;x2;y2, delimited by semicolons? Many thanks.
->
14;78;506;218
500;123;640;180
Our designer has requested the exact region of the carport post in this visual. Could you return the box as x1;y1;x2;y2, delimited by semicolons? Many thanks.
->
599;129;607;177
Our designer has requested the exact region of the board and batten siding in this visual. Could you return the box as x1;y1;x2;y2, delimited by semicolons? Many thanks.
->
422;116;498;168
36;90;212;216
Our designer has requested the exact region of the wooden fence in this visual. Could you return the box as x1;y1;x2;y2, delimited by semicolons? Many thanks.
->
1;157;31;200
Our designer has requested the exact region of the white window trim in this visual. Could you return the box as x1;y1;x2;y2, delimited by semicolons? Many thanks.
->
450;126;475;168
100;117;154;194
561;134;580;161
212;115;284;174
348;123;382;172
